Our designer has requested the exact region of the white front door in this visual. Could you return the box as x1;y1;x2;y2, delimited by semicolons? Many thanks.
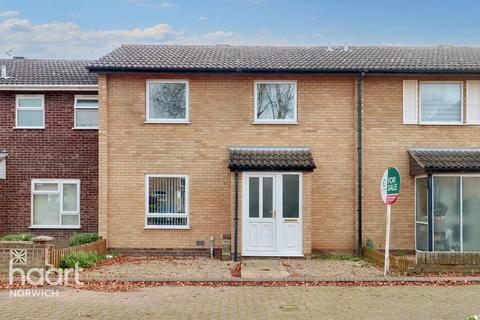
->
243;172;302;256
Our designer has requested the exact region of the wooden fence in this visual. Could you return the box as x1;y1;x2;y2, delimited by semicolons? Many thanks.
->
49;239;107;267
363;247;415;274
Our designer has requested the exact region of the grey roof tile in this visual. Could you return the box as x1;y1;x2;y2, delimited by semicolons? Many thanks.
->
89;44;480;73
408;148;480;175
0;59;97;86
228;147;316;171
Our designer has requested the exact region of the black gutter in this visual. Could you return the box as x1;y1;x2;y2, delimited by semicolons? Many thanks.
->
425;168;480;174
233;172;239;262
87;66;480;75
357;72;364;255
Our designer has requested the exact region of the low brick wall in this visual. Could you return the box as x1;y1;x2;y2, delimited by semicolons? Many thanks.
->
0;237;53;273
363;247;416;274
416;252;480;273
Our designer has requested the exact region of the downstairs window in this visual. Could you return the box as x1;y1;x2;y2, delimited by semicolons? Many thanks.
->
415;175;480;252
145;174;189;228
31;179;80;228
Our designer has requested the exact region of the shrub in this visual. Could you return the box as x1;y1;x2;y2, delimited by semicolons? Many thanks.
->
1;233;33;241
67;233;100;247
366;238;375;249
59;252;100;269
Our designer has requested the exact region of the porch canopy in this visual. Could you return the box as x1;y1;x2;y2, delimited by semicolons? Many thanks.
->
228;147;316;171
408;148;480;176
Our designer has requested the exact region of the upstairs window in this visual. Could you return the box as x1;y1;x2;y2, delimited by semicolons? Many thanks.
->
74;95;99;129
146;80;189;123
420;82;463;124
145;174;189;228
254;81;297;124
16;95;44;128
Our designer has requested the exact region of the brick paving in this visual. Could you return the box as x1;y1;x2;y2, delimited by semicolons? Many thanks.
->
1;285;480;319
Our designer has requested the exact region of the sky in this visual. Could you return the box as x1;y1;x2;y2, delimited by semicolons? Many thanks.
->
0;0;480;59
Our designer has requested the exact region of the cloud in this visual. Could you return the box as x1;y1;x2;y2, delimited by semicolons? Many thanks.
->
184;31;236;44
0;10;19;18
0;18;183;58
198;16;208;21
0;16;324;59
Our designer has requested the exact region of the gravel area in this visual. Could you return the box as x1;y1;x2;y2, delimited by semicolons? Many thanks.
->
83;257;234;280
282;258;384;279
83;256;383;281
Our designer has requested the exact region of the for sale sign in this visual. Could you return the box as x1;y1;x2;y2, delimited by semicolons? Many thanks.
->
380;167;400;204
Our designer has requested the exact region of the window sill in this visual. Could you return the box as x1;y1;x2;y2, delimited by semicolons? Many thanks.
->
144;120;190;124
144;226;190;230
13;127;45;130
252;121;299;125
73;127;99;130
29;225;81;229
418;122;465;126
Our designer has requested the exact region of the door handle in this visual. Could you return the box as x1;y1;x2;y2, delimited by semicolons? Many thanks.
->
272;209;276;219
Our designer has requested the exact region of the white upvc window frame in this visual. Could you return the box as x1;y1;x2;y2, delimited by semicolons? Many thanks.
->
30;179;81;229
414;173;480;252
253;80;298;124
15;94;45;129
414;175;428;251
145;80;190;124
74;95;99;129
418;81;464;125
144;174;190;229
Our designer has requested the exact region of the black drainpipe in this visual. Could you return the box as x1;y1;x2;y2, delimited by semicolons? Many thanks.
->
357;72;365;255
233;171;239;262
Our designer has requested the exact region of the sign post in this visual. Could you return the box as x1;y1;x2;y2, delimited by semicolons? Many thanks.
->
380;167;401;277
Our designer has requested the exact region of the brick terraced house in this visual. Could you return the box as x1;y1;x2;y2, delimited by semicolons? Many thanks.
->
87;45;480;257
0;58;98;246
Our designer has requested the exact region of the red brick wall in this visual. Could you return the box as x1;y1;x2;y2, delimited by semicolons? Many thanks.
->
0;91;98;246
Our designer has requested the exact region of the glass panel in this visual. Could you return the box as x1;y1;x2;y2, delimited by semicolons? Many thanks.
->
76;99;98;108
148;177;186;215
17;109;43;127
415;177;428;223
148;82;187;120
34;182;58;192
256;83;295;120
18;98;42;108
462;177;480;251
62;215;79;226
433;177;461;251
76;109;98;127
33;194;60;225
416;223;428;251
262;177;273;218
420;83;462;123
248;177;259;218
283;174;299;218
63;183;78;211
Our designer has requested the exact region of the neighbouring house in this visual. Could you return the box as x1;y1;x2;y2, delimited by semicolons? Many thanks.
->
0;58;99;247
87;44;480;258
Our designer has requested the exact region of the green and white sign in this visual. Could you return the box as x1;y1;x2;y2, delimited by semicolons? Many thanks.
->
380;167;401;205
380;167;401;277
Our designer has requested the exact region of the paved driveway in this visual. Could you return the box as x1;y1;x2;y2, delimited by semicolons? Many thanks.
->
1;285;479;319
